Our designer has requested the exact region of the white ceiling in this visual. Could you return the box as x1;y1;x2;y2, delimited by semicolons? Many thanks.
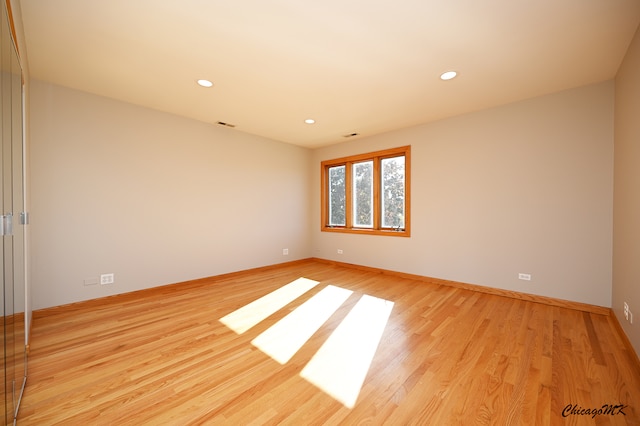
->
18;0;640;148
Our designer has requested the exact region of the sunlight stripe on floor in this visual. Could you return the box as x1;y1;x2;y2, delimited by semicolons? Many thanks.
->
300;294;394;408
219;277;319;334
251;285;353;364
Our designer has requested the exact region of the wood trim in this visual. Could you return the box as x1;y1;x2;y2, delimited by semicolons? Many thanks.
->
320;145;411;237
32;259;313;319
320;226;411;237
345;161;352;227
312;257;611;316
402;146;411;235
320;145;410;166
4;0;19;56
373;158;380;229
35;257;614;320
609;308;640;372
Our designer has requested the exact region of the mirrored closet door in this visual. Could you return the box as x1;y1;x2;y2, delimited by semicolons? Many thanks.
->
1;0;26;424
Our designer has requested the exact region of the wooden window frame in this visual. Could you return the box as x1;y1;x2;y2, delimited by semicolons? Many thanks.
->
321;146;411;237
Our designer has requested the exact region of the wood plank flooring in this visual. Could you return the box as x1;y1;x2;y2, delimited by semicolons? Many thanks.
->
18;260;640;425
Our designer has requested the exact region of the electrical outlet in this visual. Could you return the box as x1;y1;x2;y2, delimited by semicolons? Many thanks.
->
623;302;634;324
337;249;343;254
282;248;289;255
518;273;531;281
100;273;114;285
624;302;629;321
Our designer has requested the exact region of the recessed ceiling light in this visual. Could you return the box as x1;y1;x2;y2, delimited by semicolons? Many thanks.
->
440;71;457;81
197;79;213;88
305;119;315;124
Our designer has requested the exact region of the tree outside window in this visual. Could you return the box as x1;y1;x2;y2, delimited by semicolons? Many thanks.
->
321;146;410;237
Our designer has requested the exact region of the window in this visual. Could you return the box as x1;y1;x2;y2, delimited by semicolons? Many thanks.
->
321;146;410;236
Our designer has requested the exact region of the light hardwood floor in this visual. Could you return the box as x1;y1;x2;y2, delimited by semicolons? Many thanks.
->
18;260;640;425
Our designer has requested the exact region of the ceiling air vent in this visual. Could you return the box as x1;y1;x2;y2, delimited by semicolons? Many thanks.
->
343;132;359;138
217;121;236;128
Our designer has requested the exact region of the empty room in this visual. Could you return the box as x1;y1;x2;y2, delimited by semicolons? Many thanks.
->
1;0;640;424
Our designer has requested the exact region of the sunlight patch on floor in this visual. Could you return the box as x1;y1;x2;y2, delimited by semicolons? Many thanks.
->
218;278;394;409
299;294;394;408
251;285;353;364
219;277;319;334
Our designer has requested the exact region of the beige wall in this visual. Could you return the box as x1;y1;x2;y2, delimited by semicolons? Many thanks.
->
312;81;614;307
614;26;640;354
30;80;312;309
30;78;618;315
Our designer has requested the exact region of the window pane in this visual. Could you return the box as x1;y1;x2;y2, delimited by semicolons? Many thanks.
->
353;161;373;228
328;165;346;226
381;156;405;229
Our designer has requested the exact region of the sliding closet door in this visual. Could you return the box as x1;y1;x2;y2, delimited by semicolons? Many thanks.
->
1;2;13;421
0;1;11;421
9;7;24;417
1;1;25;422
